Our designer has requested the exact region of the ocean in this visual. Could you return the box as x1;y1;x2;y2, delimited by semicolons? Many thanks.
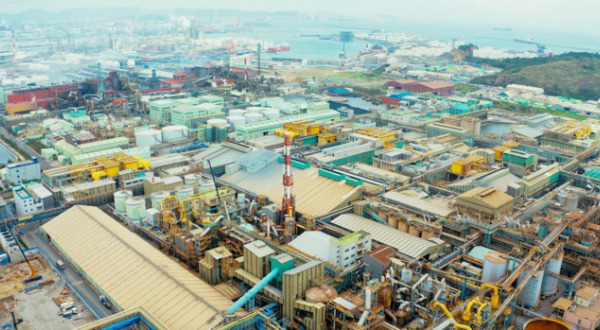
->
204;17;600;60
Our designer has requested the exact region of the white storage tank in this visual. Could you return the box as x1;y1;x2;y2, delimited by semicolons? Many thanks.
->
135;129;162;147
542;252;563;296
245;113;263;123
207;118;228;127
145;208;159;227
114;121;125;131
114;190;133;213
198;179;213;193
162;125;189;142
481;251;508;283
229;109;246;117
263;108;280;120
175;186;194;202
227;116;246;129
126;198;147;222
151;191;170;210
517;268;544;308
184;174;200;186
246;106;264;114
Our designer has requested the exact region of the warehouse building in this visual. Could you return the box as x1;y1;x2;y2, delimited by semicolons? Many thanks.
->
235;111;340;139
386;79;456;96
456;187;515;220
41;206;235;329
331;214;445;260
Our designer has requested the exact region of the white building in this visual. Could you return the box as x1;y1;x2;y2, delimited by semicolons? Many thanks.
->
13;186;43;216
7;157;41;185
506;84;545;95
289;230;372;269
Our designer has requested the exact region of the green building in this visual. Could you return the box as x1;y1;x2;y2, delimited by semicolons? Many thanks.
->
235;110;340;139
307;101;330;112
199;95;225;107
149;97;207;122
502;149;537;169
171;103;224;131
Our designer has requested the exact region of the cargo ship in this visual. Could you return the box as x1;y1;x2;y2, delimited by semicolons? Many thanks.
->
267;44;291;53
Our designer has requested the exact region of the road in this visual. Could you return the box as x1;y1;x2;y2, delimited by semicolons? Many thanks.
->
19;222;114;319
0;126;52;169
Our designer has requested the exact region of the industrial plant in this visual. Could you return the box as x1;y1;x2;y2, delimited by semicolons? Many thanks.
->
0;5;600;330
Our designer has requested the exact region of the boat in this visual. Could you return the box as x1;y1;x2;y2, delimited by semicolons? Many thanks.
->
267;44;291;53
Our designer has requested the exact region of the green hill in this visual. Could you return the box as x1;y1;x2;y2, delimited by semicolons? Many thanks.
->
470;53;600;101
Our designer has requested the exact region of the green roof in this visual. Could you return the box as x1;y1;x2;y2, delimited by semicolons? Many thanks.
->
584;168;600;179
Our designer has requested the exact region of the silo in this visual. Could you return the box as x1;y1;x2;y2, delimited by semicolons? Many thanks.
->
184;174;200;186
207;118;228;127
229;109;246;117
175;186;194;202
524;318;569;330
135;129;162;147
246;106;264;114
387;216;398;229
198;179;213;193
151;191;170;210
517;268;545;307
264;108;280;120
481;251;508;283
114;190;133;213
542;252;563;296
245;113;263;123
227;116;246;129
162;125;188;142
126;198;147;222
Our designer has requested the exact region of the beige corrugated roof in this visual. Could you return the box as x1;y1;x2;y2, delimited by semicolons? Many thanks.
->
222;164;360;217
41;206;232;329
457;187;514;208
331;214;443;259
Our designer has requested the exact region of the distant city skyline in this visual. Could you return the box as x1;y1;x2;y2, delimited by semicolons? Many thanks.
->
1;0;598;37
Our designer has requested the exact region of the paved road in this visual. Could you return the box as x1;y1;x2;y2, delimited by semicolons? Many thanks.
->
20;222;114;319
0;126;52;169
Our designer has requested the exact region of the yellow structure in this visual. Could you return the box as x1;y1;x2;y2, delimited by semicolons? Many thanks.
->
275;120;325;139
450;155;488;176
317;132;337;145
545;121;593;140
89;153;150;181
356;128;398;149
492;141;520;160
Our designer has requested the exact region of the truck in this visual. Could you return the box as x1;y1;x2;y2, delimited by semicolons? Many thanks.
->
56;260;65;270
99;295;112;309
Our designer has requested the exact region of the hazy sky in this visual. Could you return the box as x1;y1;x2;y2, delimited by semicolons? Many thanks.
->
2;0;598;35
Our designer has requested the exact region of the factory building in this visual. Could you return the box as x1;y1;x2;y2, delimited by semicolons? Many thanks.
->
386;79;456;96
456;187;515;220
13;186;43;216
520;164;560;197
363;246;396;278
41;206;235;329
171;103;224;130
289;231;372;269
235;111;340;139
6;157;41;185
306;141;376;166
331;214;445;260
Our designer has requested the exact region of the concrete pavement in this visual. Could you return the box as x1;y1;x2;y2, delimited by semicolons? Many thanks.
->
20;222;114;319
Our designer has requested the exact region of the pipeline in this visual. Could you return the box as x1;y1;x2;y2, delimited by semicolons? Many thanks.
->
357;310;370;327
225;268;279;314
463;297;480;322
432;301;472;330
384;309;397;324
476;302;488;324
480;284;499;309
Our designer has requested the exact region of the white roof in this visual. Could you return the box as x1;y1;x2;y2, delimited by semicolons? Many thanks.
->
331;214;442;259
41;206;235;329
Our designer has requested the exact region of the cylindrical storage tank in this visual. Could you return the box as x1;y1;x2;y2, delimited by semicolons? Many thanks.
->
542;253;563;296
151;191;170;210
378;285;393;309
388;217;398;228
305;286;337;303
246;106;264;114
184;174;200;186
401;268;412;283
263;108;280;120
114;190;133;213
481;251;508;283
524;318;569;330
135;129;162;147
175;186;194;202
229;109;246;117
162;125;188;142
198;179;213;193
564;193;579;211
517;268;544;308
125;198;147;222
227;116;246;129
244;113;263;123
207;118;228;127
